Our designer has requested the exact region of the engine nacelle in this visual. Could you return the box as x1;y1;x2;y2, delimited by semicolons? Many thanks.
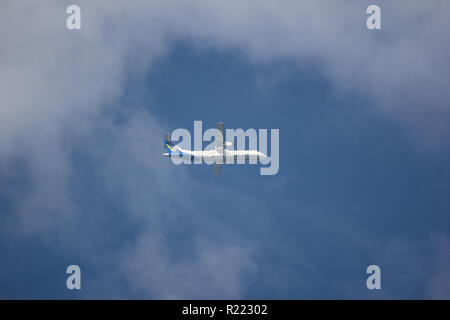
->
165;152;183;157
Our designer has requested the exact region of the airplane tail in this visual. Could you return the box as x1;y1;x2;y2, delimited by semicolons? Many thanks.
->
163;134;179;155
164;134;175;146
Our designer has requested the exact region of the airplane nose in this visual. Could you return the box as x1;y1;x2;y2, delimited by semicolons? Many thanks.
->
259;152;270;161
259;152;270;164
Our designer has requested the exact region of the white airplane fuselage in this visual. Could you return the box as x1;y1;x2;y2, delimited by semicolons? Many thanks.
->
164;146;268;163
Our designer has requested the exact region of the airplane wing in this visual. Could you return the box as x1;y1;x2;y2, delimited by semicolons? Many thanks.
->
213;163;222;176
214;122;224;175
215;122;225;153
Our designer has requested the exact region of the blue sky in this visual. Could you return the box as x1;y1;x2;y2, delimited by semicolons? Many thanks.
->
1;1;450;299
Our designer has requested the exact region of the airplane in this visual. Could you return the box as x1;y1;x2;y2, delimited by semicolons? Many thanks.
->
163;122;269;175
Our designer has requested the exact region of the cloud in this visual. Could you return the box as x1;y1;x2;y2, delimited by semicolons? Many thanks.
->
174;0;450;146
426;235;450;299
120;234;255;299
77;0;449;146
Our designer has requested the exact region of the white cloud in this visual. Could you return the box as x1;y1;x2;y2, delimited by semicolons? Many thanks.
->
120;234;255;299
426;235;450;299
